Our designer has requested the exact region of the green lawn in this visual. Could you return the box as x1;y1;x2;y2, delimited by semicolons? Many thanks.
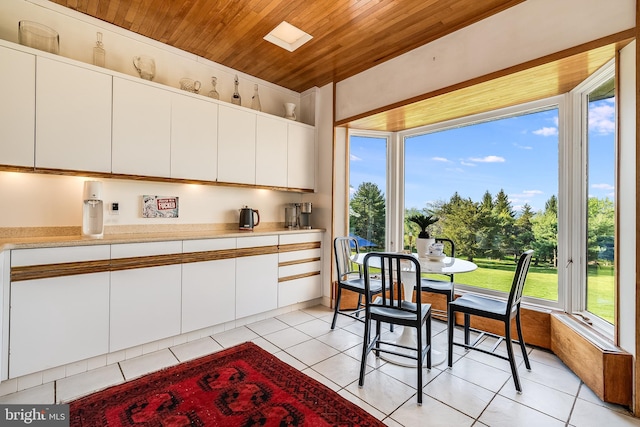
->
426;258;614;323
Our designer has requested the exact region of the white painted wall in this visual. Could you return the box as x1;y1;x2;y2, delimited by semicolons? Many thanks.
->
335;0;636;121
0;172;302;228
618;40;636;355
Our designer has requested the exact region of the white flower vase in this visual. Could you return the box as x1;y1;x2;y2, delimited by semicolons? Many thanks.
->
416;238;435;258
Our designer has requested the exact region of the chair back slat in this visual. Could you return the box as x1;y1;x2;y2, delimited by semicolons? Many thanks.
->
363;252;422;314
507;250;534;312
334;236;361;281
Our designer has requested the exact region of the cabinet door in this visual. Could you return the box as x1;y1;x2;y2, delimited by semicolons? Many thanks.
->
110;241;182;351
235;236;278;318
112;77;171;177
256;115;287;187
10;273;110;378
0;46;35;167
171;94;218;181
35;57;112;172
278;233;322;307
182;238;236;332
287;124;315;190
217;105;256;184
110;265;182;351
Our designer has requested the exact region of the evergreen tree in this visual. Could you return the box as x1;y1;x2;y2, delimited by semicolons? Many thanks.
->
531;196;558;266
438;193;482;261
477;190;498;258
493;189;516;258
349;182;386;249
514;203;535;256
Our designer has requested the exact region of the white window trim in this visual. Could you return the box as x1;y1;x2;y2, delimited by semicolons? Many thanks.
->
569;59;616;337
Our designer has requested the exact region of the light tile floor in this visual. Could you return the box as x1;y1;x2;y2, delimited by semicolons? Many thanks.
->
2;304;640;427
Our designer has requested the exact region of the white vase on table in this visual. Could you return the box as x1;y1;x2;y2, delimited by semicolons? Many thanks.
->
416;238;435;258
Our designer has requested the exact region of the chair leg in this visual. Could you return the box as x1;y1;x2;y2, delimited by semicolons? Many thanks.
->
463;313;471;345
355;294;364;318
416;322;423;405
426;312;432;369
504;319;522;392
516;311;531;370
447;307;454;367
358;310;371;387
331;286;343;329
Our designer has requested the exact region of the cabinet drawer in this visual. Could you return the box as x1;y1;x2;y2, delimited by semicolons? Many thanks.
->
11;245;110;267
183;238;236;253
111;241;182;258
278;275;321;307
279;260;321;279
279;233;322;245
237;235;278;248
279;248;321;264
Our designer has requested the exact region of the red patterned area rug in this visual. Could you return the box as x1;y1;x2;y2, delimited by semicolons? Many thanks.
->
69;342;384;426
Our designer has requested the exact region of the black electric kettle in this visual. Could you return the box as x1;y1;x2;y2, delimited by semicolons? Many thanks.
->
239;206;260;230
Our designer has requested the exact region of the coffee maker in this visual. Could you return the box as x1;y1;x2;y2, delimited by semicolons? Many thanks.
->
299;202;312;229
82;180;104;238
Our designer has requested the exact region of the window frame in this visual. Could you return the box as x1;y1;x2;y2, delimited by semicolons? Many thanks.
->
569;59;616;337
397;96;567;311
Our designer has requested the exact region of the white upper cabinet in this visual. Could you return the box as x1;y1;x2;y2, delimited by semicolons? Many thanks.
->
171;93;218;181
35;57;112;172
287;123;316;190
0;46;35;167
256;115;287;187
217;105;256;185
112;77;171;177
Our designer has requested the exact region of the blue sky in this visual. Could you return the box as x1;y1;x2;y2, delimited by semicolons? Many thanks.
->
350;99;615;214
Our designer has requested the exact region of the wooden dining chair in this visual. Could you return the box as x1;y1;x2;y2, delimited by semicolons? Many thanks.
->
359;252;431;404
447;249;534;392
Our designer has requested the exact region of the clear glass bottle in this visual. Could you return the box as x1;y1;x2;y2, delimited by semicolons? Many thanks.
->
93;32;105;67
231;74;241;106
208;76;220;99
251;84;261;111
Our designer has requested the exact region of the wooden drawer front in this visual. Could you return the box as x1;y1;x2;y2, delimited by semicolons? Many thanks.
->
278;275;321;307
11;245;110;267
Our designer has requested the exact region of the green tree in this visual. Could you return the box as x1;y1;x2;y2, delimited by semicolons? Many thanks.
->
587;197;615;263
437;193;482;261
531;196;558;266
349;182;386;249
477;190;498;258
514;204;535;255
493;189;516;257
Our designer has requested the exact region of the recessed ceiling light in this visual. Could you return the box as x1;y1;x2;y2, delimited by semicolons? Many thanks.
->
264;21;312;52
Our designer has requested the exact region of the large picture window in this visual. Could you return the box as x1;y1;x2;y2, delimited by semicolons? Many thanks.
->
403;104;560;303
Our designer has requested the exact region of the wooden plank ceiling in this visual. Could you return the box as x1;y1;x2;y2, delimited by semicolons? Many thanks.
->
344;35;633;132
50;0;525;93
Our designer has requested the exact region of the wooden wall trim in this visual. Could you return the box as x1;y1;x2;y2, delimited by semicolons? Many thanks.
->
278;242;321;253
11;243;320;281
0;165;314;194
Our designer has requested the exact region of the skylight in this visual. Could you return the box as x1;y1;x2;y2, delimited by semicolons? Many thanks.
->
264;21;312;52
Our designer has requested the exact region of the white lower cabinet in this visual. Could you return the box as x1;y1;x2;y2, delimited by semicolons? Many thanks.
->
109;242;182;352
182;238;236;333
10;273;110;378
278;233;322;307
235;236;279;319
9;245;111;378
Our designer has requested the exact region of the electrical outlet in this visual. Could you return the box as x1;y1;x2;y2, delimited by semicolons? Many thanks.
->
110;202;119;215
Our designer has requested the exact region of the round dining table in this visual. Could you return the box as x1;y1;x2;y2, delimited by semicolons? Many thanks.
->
352;252;477;367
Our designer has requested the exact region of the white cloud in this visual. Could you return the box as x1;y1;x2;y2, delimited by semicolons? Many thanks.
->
592;183;614;191
589;102;615;135
432;157;450;162
460;161;475;167
350;154;362;161
469;155;505;163
533;127;558;136
513;143;532;150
